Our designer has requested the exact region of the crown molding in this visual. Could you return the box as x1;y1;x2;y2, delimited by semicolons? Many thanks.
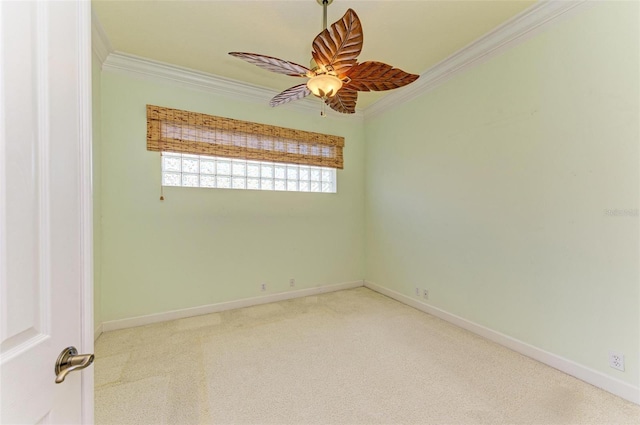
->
94;0;590;120
91;9;112;65
364;0;592;118
102;52;364;120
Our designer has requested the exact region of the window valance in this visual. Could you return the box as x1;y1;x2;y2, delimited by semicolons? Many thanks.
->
147;105;344;169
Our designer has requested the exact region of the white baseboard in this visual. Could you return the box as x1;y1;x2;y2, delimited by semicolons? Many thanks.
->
364;280;640;405
94;323;103;341
101;280;364;332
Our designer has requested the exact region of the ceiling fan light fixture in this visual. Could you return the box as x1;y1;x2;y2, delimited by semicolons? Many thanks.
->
306;74;343;98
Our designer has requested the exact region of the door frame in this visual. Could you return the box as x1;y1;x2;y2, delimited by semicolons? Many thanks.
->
77;0;95;422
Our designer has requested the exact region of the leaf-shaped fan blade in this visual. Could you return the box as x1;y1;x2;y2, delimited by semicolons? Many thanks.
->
325;89;358;114
311;9;363;78
229;52;310;77
270;84;312;107
346;61;419;92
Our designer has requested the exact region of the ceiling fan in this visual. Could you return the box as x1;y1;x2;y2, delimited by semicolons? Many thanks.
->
229;0;419;115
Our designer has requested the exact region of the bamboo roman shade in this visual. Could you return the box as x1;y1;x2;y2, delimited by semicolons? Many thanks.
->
147;105;344;169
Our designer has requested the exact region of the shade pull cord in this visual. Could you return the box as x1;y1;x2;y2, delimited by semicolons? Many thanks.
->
160;153;165;201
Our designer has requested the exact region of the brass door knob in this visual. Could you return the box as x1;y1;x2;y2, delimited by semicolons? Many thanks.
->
54;346;94;384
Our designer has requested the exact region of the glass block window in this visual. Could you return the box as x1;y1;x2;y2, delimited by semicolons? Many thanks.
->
162;152;336;193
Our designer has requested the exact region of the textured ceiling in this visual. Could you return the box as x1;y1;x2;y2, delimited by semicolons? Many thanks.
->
93;0;536;110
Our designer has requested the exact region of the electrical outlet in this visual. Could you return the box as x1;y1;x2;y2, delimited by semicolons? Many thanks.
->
289;278;295;287
423;289;429;300
415;287;420;296
261;283;267;292
609;351;625;371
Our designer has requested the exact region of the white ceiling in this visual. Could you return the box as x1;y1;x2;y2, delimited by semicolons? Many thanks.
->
93;0;536;110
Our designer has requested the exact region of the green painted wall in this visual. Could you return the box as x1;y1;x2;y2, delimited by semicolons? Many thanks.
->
364;1;639;386
99;72;365;321
92;51;102;331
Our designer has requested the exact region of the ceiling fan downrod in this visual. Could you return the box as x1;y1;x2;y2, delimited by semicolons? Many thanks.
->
318;0;333;31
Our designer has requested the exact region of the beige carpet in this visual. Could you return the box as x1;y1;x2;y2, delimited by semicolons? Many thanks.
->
95;287;640;424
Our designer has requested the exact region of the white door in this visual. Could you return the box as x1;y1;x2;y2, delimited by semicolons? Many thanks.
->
0;1;94;423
